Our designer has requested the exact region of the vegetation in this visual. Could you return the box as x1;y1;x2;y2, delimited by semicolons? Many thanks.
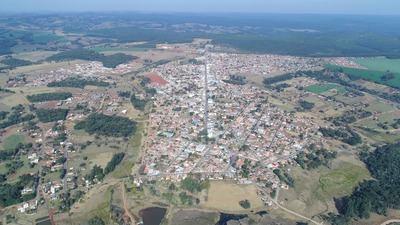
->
319;126;362;146
74;113;137;137
305;83;344;94
0;105;35;129
325;109;372;127
47;77;109;89
36;108;69;123
294;148;337;169
130;94;147;111
273;169;295;187
180;176;209;193
239;199;251;209
46;48;137;68
104;152;125;175
262;73;294;86
222;75;246;85
27;92;72;102
0;174;37;207
87;217;105;225
331;143;400;224
0;58;33;69
298;100;315;111
326;65;400;89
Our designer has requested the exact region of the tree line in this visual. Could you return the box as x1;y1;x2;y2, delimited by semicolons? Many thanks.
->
47;77;109;89
45;48;138;68
27;92;72;102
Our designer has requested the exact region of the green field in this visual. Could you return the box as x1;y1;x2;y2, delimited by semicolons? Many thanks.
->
353;58;400;73
10;44;38;53
90;47;151;53
326;64;400;88
320;161;371;197
32;32;64;44
2;134;24;151
305;83;345;94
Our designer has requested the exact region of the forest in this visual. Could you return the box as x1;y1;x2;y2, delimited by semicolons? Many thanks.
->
47;77;109;88
130;94;147;111
74;113;136;137
27;92;72;102
331;143;400;224
45;49;138;68
35;108;69;123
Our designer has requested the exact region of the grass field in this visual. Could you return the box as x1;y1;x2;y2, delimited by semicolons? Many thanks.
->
353;58;400;73
320;161;371;197
325;64;400;88
10;44;38;53
32;32;64;44
2;134;24;151
305;83;345;94
366;100;395;113
201;181;264;212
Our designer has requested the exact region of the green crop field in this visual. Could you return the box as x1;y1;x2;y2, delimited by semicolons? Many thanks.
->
326;64;400;88
2;134;24;151
305;83;345;94
352;58;400;73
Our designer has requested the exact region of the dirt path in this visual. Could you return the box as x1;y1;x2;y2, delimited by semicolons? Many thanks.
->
272;187;323;225
379;219;400;225
96;95;106;112
121;180;136;225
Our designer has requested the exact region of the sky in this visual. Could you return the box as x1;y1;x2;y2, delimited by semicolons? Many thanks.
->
2;0;400;15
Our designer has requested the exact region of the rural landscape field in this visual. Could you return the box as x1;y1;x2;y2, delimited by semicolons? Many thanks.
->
1;2;400;225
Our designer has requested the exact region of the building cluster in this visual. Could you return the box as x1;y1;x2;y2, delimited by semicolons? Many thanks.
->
141;53;324;191
26;61;133;87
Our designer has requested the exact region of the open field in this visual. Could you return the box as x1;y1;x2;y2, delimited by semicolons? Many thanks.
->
353;58;400;73
2;134;24;151
13;51;60;62
279;158;371;218
305;83;345;94
366;100;396;113
320;161;371;197
326;64;400;88
200;181;264;212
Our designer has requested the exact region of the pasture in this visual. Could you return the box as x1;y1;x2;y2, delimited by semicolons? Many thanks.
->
200;180;264;212
2;134;24;151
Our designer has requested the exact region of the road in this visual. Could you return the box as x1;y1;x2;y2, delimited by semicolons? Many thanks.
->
271;187;323;225
121;180;136;225
379;219;400;225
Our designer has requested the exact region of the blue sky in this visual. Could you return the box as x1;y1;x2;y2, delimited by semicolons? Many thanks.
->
2;0;400;15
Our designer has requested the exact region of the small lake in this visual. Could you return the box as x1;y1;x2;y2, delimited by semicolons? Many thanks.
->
215;213;247;225
139;207;167;225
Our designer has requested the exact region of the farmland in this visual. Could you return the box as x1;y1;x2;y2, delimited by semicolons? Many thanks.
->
325;64;400;88
353;58;400;73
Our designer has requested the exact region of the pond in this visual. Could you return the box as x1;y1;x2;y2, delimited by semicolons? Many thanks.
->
139;207;167;225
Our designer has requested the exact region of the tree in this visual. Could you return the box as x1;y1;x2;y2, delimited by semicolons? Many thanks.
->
239;199;251;209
